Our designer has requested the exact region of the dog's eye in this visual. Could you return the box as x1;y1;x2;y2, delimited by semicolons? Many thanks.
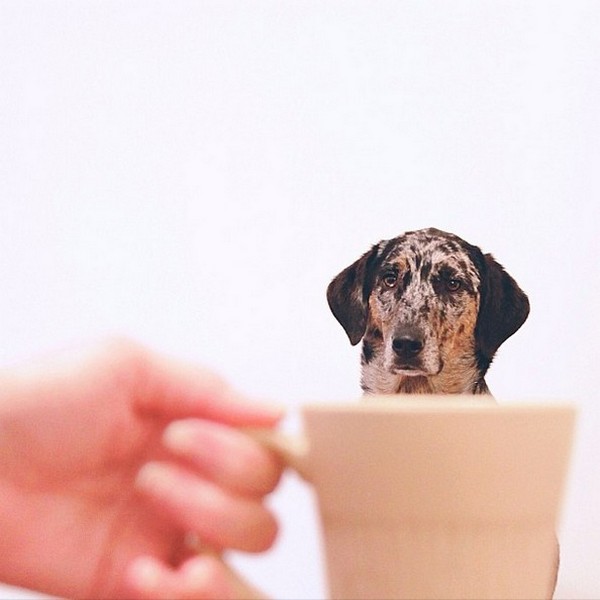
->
446;278;462;292
382;273;398;288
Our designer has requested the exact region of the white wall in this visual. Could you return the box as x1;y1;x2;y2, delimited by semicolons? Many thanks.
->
1;2;598;598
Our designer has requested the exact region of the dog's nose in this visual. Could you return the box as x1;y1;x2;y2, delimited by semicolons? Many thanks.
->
392;334;424;358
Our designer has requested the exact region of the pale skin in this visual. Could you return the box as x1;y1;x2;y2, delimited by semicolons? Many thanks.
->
0;338;284;599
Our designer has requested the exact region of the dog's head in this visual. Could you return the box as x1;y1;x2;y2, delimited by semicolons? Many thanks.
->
327;228;530;393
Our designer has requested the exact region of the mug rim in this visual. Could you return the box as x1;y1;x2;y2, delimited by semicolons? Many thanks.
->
302;395;575;414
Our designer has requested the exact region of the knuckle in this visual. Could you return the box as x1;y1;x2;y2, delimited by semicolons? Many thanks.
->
248;509;279;552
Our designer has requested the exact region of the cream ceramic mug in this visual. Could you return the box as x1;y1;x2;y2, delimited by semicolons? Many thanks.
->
252;396;576;600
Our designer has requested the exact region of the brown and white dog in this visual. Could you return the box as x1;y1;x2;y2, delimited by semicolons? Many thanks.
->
327;227;530;396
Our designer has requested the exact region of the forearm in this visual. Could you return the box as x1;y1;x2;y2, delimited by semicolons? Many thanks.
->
0;374;41;590
0;368;89;596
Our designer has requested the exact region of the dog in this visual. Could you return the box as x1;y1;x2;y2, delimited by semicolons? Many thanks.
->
327;227;530;396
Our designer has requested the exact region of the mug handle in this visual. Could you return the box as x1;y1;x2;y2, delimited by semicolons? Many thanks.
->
244;428;312;481
185;429;310;599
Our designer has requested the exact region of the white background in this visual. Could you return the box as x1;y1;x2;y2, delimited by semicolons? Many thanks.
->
1;2;599;598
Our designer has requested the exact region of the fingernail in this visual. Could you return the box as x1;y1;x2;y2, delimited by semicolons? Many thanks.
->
225;391;286;416
136;462;175;492
257;401;287;417
240;399;287;422
163;420;200;455
129;557;161;592
248;396;286;412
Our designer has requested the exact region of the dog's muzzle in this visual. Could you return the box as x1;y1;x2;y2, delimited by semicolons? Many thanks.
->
390;326;442;376
391;327;425;373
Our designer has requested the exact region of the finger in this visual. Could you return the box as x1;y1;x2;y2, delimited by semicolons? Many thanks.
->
126;554;233;600
136;462;279;552
162;419;283;496
1;337;282;428
131;346;284;427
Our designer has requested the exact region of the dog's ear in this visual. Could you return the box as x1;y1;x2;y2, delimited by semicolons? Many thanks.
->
327;243;385;345
475;252;530;369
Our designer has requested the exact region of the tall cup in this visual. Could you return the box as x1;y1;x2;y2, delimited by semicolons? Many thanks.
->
259;396;576;600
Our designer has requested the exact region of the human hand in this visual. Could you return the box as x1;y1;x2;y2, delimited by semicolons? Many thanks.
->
0;339;284;599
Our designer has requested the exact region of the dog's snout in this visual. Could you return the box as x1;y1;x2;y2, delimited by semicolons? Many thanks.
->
392;334;424;358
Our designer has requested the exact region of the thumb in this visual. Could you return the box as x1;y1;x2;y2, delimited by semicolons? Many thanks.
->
131;345;283;427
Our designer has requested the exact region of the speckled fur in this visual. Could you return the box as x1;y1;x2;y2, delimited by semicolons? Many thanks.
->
327;228;530;396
